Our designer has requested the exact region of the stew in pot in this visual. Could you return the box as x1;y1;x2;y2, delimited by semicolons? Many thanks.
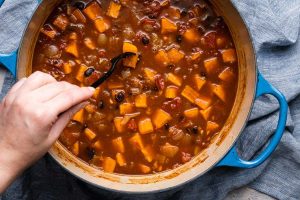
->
32;0;238;174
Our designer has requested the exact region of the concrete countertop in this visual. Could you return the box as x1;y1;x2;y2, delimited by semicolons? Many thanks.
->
0;69;275;200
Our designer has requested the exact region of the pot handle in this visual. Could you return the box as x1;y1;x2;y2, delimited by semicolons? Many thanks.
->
217;72;288;168
0;50;18;77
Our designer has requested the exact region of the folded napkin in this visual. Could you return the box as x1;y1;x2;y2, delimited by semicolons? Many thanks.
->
1;0;300;199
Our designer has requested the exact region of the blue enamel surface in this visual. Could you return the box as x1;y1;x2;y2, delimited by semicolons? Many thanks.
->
0;0;4;7
217;72;288;168
0;50;18;77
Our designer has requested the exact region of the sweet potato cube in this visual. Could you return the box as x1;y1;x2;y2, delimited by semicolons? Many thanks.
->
69;32;78;40
165;85;178;98
218;67;235;82
184;107;199;119
65;41;79;58
102;157;116;173
200;106;212;121
166;73;182;86
156;154;167;164
141;145;155;162
212;84;226;102
206;121;220;133
123;42;138;68
107;1;121;18
155;50;170;66
53;14;69;31
72;9;86;23
204;57;219;74
72;109;84;123
112;137;125;153
84;37;96;50
153;162;163;172
138;164;151;174
92;140;103;151
167;48;185;63
107;81;124;89
195;95;212;110
183;28;201;43
221;49;237;63
194;146;200;155
129;133;144;150
94;18;111;33
93;86;102;99
181;85;200;103
138;118;154;134
144;68;157;82
119;103;134;115
152;109;172;129
83;1;102;20
135;93;147;108
161;18;177;34
116;153;126;166
75;64;88;82
160;143;179;158
166;6;181;19
193;74;206;91
84;128;97;141
63;62;73;74
114;117;125;133
40;25;57;39
85;104;97;113
72;141;79;156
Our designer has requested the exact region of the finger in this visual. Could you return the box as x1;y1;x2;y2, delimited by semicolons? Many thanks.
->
19;71;56;93
8;78;27;94
31;81;79;102
47;102;88;142
1;78;27;108
46;87;95;116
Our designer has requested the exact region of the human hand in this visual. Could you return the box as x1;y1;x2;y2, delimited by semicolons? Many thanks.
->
0;71;95;192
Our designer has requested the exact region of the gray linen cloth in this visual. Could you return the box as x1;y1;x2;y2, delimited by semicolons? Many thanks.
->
1;0;300;199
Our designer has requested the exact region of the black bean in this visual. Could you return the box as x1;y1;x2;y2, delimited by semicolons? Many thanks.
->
178;115;185;122
115;91;125;103
176;35;182;43
192;126;198;134
72;1;87;10
200;71;206;77
84;123;88;128
152;86;159;92
141;36;150;45
164;123;170;130
84;67;95;77
167;64;175;70
98;100;105;109
181;9;188;17
148;14;157;19
86;147;95;160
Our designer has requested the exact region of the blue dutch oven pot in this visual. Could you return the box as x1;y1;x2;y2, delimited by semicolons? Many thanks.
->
0;0;288;193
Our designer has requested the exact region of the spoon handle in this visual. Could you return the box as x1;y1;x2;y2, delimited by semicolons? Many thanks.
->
91;52;136;88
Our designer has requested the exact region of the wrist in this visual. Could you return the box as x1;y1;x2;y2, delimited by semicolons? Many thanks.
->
0;148;23;193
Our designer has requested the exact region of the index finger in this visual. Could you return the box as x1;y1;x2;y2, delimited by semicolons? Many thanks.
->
45;87;95;116
19;71;56;93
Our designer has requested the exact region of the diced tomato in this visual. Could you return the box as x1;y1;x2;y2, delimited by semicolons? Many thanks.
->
181;152;192;163
162;97;182;111
127;119;138;132
201;31;217;49
155;74;165;90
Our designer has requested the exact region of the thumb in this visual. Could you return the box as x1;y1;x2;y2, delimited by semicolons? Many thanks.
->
47;101;88;144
